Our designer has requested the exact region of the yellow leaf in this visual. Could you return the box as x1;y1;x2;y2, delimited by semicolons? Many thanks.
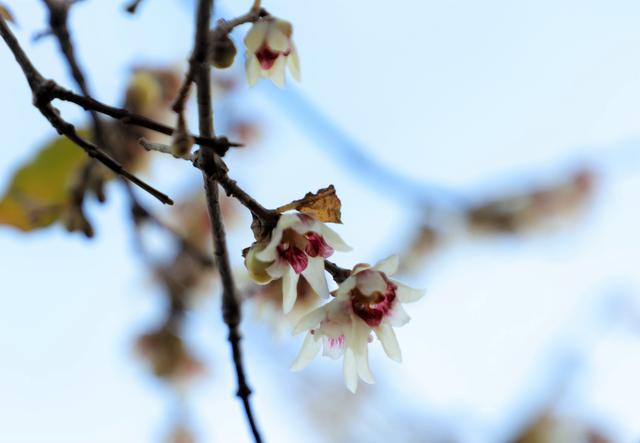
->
276;185;342;223
0;135;88;231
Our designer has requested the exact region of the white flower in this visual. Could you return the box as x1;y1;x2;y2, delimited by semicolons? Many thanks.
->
244;17;300;87
244;213;350;313
291;255;425;393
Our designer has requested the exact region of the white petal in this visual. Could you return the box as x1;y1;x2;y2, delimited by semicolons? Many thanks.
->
302;256;330;299
386;302;411;327
244;20;269;51
357;270;386;296
293;305;327;335
374;255;399;276
343;348;358;393
349;316;372;355
287;44;301;81
356;346;375;384
375;324;402;363
396;282;426;303
266;21;290;52
334;276;356;299
268;55;286;88
291;333;321;371
265;260;287;279
320;224;352;252
282;268;300;314
245;55;261;87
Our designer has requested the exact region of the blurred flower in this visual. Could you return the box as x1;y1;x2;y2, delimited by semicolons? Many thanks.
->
244;17;300;87
291;256;425;393
244;213;350;313
135;327;205;384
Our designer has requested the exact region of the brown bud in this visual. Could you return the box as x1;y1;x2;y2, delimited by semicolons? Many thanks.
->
209;31;237;69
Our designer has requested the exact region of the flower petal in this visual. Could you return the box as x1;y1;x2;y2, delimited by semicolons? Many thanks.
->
343;347;358;393
268;55;286;88
301;256;330;299
244;20;269;52
373;255;399;276
266;20;290;52
320;224;352;252
293;305;327;335
334;276;356;299
245;54;261;87
357;270;387;296
396;282;426;303
349;316;372;355
282;267;300;314
266;260;287;279
245;247;273;284
291;332;321;371
356;346;375;384
375;323;402;363
288;44;301;81
322;334;345;359
386;302;411;327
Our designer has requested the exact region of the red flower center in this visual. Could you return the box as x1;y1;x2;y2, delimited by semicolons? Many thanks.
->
351;279;397;327
256;44;281;70
277;243;308;274
304;232;333;258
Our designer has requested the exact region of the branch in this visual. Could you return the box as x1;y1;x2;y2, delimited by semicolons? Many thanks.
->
0;15;173;205
190;1;262;442
324;260;351;284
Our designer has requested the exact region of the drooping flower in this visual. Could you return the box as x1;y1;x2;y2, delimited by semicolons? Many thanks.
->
244;17;300;87
244;213;350;313
291;255;425;393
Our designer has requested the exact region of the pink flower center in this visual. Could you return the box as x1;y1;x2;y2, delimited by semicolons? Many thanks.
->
326;335;345;349
304;232;334;258
277;243;308;274
351;278;397;327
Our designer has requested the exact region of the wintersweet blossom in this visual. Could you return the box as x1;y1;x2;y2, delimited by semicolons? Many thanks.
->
291;255;425;393
244;213;350;313
244;17;300;87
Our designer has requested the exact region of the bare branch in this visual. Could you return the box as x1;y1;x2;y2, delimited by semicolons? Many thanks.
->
190;1;262;441
0;15;173;205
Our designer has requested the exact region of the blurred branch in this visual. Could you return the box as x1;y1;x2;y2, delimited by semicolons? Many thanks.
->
124;0;145;14
189;1;262;441
0;14;173;205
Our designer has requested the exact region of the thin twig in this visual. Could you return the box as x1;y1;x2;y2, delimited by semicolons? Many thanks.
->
50;82;238;154
190;1;262;441
0;15;173;205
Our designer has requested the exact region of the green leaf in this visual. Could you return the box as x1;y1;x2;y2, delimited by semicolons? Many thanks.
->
0;135;88;231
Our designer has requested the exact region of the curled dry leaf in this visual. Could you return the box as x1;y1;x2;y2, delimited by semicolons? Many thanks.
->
276;185;342;223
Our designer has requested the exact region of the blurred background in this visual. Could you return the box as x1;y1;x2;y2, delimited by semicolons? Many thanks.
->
1;1;640;442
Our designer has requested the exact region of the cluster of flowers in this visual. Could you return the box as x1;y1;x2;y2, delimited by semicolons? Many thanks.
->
245;213;425;393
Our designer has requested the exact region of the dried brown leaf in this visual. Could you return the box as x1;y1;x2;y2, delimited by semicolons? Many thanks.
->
276;185;342;223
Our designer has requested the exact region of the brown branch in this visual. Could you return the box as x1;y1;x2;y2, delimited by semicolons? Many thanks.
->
190;1;262;442
0;15;173;205
324;260;351;284
48;81;238;154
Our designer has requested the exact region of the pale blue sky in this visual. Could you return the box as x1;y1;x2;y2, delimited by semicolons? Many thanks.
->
1;1;640;442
